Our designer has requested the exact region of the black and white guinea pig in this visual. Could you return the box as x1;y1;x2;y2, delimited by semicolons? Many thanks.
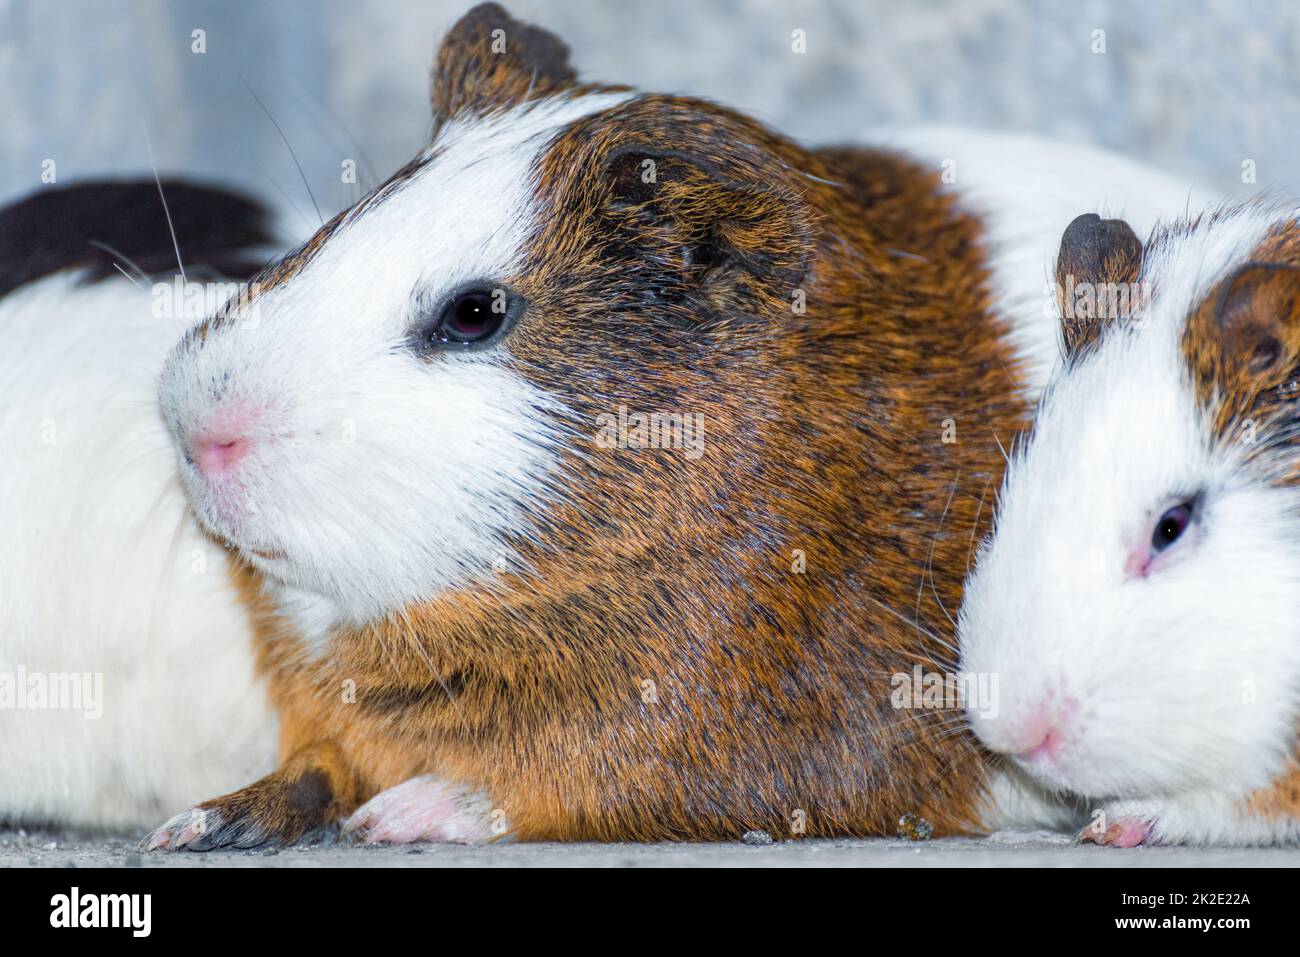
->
0;182;283;830
960;202;1300;846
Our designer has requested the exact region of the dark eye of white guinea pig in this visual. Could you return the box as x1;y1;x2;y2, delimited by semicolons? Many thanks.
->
420;287;514;350
1151;502;1194;553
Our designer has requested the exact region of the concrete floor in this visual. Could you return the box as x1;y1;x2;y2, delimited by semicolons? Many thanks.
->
3;826;1298;867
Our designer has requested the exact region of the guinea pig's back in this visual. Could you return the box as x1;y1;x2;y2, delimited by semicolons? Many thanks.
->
862;126;1212;392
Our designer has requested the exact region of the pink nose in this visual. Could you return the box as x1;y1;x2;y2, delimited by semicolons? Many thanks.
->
188;402;262;476
1009;696;1077;764
1020;726;1063;764
192;435;251;475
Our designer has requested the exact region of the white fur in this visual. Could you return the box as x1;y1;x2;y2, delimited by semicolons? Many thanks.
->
959;202;1300;843
978;766;1090;834
0;273;277;831
872;127;1212;397
159;93;631;631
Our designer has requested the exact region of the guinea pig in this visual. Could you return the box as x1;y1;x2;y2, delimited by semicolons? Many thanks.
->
141;3;1200;848
958;202;1300;846
0;181;282;830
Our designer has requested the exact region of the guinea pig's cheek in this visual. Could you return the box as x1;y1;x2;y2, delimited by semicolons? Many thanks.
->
225;357;566;621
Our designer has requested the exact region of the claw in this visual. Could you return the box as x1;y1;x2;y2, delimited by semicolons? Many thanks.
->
141;807;218;852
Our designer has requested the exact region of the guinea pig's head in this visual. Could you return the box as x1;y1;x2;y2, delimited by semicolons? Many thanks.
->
158;3;817;625
958;204;1300;802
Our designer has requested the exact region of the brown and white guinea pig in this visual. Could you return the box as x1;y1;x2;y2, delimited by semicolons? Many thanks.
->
141;3;1197;847
959;203;1300;846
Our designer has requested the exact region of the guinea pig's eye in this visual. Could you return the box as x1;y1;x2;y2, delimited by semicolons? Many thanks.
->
428;288;511;348
1151;503;1193;553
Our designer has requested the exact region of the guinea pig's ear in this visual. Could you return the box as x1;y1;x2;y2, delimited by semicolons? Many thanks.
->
431;2;577;122
600;145;813;309
1188;261;1300;390
1054;212;1144;358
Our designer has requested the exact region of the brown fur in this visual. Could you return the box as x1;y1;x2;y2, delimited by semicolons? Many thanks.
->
183;3;1030;844
1184;226;1300;461
1242;755;1300;820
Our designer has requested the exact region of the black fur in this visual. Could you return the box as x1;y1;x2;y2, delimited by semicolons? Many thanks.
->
0;180;274;299
1058;212;1142;283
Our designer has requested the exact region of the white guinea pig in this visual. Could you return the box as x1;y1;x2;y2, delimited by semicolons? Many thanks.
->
960;202;1300;846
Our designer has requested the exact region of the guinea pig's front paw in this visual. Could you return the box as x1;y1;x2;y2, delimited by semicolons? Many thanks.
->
1079;813;1156;847
143;785;333;852
143;754;350;851
1078;791;1300;846
143;801;278;852
1077;799;1164;847
343;775;504;845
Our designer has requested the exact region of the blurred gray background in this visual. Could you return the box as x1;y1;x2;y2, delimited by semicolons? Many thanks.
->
0;0;1293;229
